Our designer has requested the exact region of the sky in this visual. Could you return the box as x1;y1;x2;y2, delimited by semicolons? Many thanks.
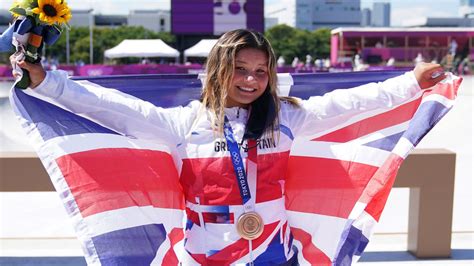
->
1;0;462;27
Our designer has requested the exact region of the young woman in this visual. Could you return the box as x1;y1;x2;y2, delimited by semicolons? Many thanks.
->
13;29;446;265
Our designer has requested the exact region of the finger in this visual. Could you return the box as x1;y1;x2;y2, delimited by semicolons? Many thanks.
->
17;60;33;71
12;70;21;79
17;60;26;70
430;69;445;79
427;63;442;70
10;54;18;65
431;72;447;84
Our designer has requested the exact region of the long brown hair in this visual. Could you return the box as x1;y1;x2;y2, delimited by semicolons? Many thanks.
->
201;29;296;139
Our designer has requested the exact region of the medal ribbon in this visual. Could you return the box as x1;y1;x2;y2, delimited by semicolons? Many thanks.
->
223;116;257;210
224;116;261;259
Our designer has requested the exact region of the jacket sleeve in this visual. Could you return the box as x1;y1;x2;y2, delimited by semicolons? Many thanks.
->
287;71;422;138
31;70;198;145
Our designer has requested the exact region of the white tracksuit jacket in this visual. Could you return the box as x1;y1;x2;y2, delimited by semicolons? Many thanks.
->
32;70;421;265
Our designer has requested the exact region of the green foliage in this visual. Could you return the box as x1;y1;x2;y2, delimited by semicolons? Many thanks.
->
44;26;176;64
10;7;27;16
42;24;329;66
265;25;330;64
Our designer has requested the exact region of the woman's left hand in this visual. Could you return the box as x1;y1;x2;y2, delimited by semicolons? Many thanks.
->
414;62;446;90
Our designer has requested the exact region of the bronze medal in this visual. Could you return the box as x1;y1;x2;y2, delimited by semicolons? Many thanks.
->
236;212;264;240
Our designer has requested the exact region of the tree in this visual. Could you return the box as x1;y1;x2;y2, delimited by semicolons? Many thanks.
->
44;26;176;64
308;28;331;59
265;24;331;64
265;24;299;64
44;27;89;64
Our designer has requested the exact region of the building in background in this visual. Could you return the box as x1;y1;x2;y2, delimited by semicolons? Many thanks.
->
460;0;474;17
361;8;371;27
267;0;361;31
128;10;170;33
69;9;95;27
372;2;390;27
171;0;264;62
265;17;279;30
402;0;472;27
68;9;171;32
403;17;474;27
94;15;127;28
171;0;264;35
331;27;474;66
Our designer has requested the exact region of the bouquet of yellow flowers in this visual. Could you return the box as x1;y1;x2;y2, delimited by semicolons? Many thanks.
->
9;0;72;89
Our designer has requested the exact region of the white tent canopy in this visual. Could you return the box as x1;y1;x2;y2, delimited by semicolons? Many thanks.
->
183;39;218;61
104;39;180;60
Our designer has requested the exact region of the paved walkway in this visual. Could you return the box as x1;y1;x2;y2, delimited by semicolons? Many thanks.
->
358;232;474;265
1;233;472;265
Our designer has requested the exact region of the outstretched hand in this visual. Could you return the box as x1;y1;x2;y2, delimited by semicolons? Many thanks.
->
10;53;46;89
414;62;446;90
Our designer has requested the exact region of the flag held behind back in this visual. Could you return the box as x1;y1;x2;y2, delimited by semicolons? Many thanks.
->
9;71;461;265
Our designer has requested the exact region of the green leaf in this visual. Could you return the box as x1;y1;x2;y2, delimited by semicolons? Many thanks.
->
31;14;41;25
9;7;27;16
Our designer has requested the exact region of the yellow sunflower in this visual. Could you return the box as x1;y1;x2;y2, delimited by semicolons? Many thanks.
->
31;0;72;25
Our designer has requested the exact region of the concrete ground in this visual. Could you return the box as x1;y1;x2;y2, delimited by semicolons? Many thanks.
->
0;232;472;265
358;232;474;265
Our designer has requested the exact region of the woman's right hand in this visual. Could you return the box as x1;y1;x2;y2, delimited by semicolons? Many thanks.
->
10;53;46;89
413;62;446;90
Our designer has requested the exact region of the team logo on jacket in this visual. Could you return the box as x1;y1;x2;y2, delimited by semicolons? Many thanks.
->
214;138;276;152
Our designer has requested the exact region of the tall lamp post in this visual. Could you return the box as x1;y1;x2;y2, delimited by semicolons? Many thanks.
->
89;9;94;65
66;9;94;65
66;29;69;65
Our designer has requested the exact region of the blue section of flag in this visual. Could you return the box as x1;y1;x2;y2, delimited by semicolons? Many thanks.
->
252;230;287;265
16;90;117;141
334;225;369;265
402;101;450;147
207;250;219;257
364;132;404;151
92;224;167;266
75;74;203;108
206;205;230;213
73;72;406;108
185;219;194;231
279;124;294;140
288;71;403;98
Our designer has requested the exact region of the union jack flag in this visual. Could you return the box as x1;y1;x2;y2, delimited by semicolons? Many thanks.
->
10;71;461;265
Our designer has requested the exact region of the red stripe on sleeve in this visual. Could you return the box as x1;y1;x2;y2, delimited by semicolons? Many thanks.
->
313;97;422;143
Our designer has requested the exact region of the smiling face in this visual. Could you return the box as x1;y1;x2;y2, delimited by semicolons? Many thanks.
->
226;48;269;108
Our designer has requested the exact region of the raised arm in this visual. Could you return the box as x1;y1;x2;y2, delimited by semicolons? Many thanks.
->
289;63;446;137
12;58;198;144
